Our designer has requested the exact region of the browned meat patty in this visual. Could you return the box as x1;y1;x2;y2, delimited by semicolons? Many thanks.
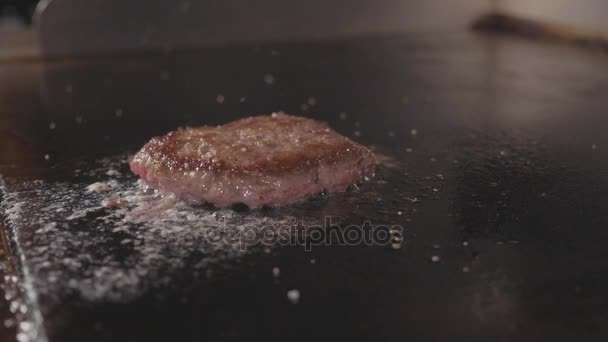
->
130;113;376;208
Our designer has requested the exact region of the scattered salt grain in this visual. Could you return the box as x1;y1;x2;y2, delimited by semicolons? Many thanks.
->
339;112;347;120
263;74;275;85
272;267;280;278
49;122;56;130
310;258;316;264
592;144;598;150
287;289;300;304
16;332;27;342
65;84;73;93
115;108;123;118
397;211;403;215
4;319;14;328
216;94;225;104
462;266;470;273
354;131;361;137
431;255;440;263
410;129;418;136
44;154;50;161
462;241;469;247
239;97;247;103
101;196;127;208
86;181;117;193
307;97;317;106
106;169;121;177
19;321;32;332
75;116;83;124
405;148;413;153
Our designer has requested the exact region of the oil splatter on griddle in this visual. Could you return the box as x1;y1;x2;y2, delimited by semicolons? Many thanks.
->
2;32;608;341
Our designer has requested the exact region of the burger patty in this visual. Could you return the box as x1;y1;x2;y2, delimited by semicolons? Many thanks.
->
130;113;376;208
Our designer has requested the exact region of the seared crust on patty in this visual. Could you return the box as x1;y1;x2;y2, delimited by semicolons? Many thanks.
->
130;113;376;208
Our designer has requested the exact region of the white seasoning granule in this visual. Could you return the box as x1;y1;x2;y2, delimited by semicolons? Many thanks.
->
86;181;116;193
287;289;300;304
106;169;121;177
272;267;280;278
263;74;275;85
431;255;440;263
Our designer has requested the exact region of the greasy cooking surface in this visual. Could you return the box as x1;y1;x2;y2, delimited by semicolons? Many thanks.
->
2;32;608;341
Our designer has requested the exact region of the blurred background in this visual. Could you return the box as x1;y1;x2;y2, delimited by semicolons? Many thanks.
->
0;0;607;58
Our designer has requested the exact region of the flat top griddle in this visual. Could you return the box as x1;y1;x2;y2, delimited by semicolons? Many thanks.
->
1;32;608;342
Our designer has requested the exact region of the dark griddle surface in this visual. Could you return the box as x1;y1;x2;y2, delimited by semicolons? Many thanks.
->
2;32;608;341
